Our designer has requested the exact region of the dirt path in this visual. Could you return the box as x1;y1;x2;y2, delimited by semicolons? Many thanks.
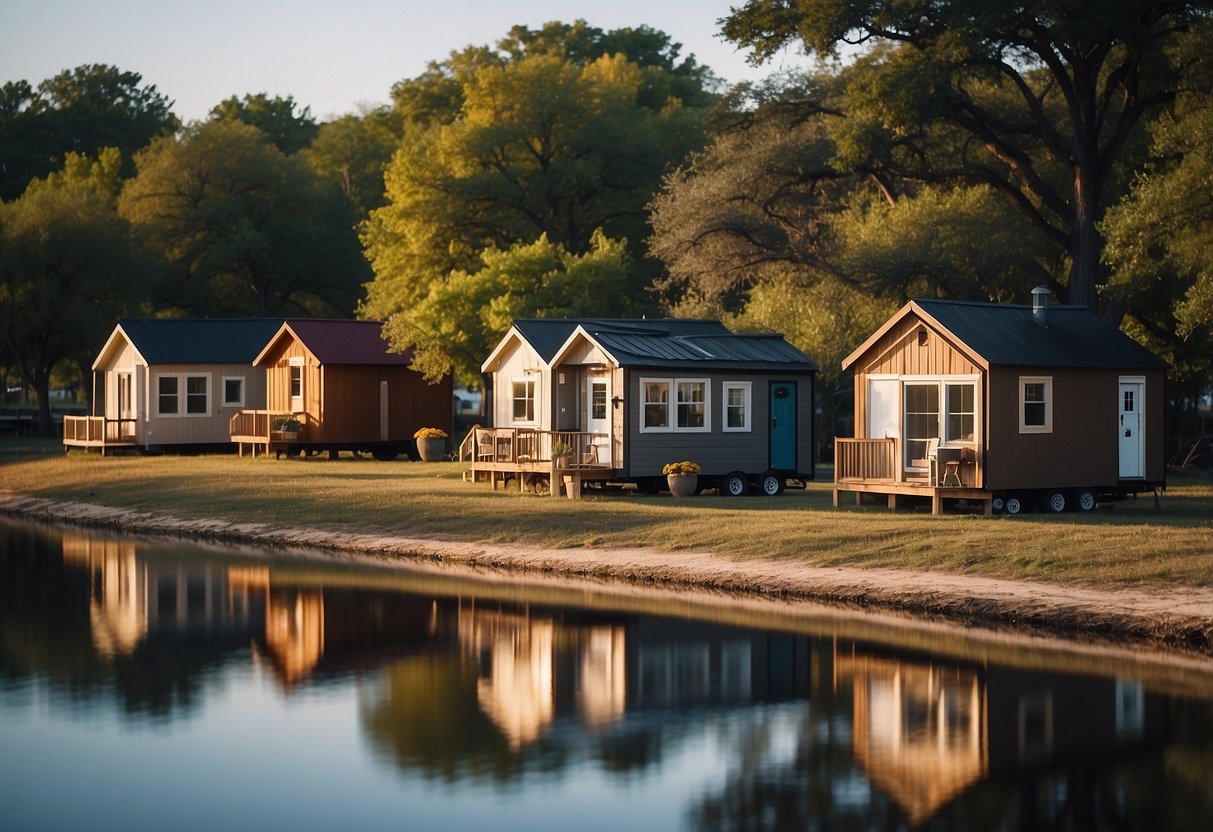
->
2;492;1210;655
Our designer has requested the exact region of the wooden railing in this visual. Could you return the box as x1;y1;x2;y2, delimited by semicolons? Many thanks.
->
834;437;897;482
229;410;310;442
63;415;137;445
462;426;608;466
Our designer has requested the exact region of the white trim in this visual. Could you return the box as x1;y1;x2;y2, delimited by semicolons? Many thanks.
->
1019;375;1053;434
550;325;622;369
722;381;752;432
510;377;538;425
92;324;148;372
481;327;528;373
221;376;245;408
640;377;672;433
287;355;305;367
155;372;211;418
640;376;711;433
1118;376;1146;478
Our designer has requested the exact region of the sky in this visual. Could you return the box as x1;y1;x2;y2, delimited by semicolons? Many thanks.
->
0;0;811;123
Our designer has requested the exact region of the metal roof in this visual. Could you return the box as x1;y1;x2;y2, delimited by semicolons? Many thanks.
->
116;318;284;364
280;319;412;365
514;318;816;371
913;299;1169;369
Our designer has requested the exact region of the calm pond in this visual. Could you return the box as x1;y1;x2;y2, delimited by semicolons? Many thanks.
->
1;518;1211;831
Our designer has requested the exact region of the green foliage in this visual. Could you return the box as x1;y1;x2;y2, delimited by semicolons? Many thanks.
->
381;231;639;386
209;93;318;155
118;119;367;317
300;109;400;216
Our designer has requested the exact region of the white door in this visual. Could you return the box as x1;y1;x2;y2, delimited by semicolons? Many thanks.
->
867;378;899;439
1119;379;1144;478
585;375;611;464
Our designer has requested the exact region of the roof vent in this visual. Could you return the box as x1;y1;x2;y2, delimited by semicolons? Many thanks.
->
1031;285;1051;327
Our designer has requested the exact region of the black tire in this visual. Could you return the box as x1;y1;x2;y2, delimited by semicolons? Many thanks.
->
1004;496;1023;515
759;472;785;496
991;496;1005;514
638;477;662;495
1045;490;1066;513
721;471;750;497
1077;489;1096;512
371;446;399;462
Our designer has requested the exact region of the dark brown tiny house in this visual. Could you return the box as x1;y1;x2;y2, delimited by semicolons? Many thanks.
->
230;319;452;460
835;292;1168;514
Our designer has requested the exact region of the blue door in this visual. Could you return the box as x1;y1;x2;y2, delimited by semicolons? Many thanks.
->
769;381;797;471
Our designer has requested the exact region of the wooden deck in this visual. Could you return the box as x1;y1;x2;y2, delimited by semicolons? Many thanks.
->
229;410;311;457
834;437;992;515
459;426;614;499
63;416;138;454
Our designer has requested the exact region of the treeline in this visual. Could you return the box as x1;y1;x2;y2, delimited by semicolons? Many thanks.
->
2;8;1211;453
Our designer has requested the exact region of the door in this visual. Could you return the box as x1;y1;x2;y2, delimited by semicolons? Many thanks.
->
379;380;389;441
585;375;611;464
769;381;797;471
1119;379;1144;478
867;378;899;439
116;372;135;440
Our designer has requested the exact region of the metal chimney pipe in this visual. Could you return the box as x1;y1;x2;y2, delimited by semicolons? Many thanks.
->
1031;285;1051;327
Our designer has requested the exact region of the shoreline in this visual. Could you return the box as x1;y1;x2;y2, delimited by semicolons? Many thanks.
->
2;491;1211;657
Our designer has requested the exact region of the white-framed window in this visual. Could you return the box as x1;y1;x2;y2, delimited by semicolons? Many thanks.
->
511;378;536;423
1019;376;1052;433
222;376;245;407
722;381;751;431
156;374;209;417
945;382;975;442
640;377;711;432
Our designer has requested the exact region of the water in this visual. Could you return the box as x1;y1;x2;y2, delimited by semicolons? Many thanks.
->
1;518;1210;831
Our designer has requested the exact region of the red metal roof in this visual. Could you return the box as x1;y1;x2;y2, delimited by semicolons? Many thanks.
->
272;319;414;365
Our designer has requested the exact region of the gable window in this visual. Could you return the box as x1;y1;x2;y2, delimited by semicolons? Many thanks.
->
156;374;209;417
723;382;751;431
1019;376;1052;433
641;377;711;432
512;379;536;423
222;377;245;407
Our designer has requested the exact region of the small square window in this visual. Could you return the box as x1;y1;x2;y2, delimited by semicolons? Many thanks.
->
1019;377;1052;434
223;377;244;407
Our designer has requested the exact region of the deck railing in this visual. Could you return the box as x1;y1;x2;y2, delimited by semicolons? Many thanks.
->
229;410;310;442
834;437;897;482
461;426;608;466
63;415;137;445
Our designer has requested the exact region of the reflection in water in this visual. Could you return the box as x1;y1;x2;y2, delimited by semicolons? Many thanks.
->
2;519;1211;831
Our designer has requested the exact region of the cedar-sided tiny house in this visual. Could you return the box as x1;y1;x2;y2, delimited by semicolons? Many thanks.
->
64;318;283;453
468;318;817;496
230;319;452;460
834;292;1168;514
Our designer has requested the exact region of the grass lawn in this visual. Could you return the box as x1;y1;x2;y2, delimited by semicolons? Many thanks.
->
2;439;1211;588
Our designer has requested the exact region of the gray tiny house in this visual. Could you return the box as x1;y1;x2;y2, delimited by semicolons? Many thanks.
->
469;318;817;495
835;291;1168;514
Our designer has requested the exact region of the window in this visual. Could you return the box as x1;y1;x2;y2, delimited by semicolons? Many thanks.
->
643;380;670;430
222;377;245;407
641;378;710;432
1019;376;1052;433
156;374;209;417
904;383;940;468
723;382;751;431
512;379;536;423
945;383;975;442
590;382;607;421
158;376;179;415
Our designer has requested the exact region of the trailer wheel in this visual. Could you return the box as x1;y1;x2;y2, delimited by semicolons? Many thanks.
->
722;472;750;497
1045;490;1066;513
759;472;785;496
991;496;1005;514
1004;496;1023;515
371;446;399;461
1077;489;1096;512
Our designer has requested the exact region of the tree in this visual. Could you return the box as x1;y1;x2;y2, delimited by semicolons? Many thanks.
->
0;149;144;433
118;120;366;318
300;108;399;216
721;0;1213;312
383;231;640;386
210;93;318;155
0;64;177;200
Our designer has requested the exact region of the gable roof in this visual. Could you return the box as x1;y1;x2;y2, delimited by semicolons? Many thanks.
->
505;318;816;372
843;299;1168;371
98;318;284;369
255;319;412;366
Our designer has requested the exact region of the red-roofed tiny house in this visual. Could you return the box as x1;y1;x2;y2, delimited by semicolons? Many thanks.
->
230;319;452;460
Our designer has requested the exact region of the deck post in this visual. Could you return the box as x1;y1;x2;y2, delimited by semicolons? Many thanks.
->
831;488;840;508
932;488;943;515
887;494;898;510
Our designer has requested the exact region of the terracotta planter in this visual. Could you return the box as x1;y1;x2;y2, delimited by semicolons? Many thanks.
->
666;473;698;498
417;437;445;461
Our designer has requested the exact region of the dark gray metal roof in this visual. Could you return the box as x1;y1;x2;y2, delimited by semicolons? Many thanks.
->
914;299;1168;369
512;318;817;372
118;318;284;364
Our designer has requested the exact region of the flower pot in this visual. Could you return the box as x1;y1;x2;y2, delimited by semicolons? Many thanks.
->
279;430;298;441
563;474;578;499
417;437;445;462
667;473;697;498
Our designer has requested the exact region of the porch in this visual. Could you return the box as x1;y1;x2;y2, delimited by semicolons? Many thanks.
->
834;437;991;515
459;426;614;499
62;416;138;454
229;410;312;457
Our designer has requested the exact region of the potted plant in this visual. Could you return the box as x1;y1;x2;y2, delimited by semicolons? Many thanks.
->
662;460;701;497
271;415;301;440
414;427;448;462
551;442;574;469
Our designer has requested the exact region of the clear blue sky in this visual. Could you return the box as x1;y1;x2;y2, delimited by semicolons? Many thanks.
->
0;0;810;123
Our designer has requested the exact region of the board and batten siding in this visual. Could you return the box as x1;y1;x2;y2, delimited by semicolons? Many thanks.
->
986;366;1165;490
623;371;814;478
145;363;264;445
490;339;549;430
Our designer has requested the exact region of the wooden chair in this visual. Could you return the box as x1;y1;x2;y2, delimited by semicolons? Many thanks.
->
476;430;495;462
936;445;963;487
581;444;599;467
912;437;939;482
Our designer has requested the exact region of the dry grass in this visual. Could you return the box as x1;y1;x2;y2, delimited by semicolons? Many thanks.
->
2;446;1211;587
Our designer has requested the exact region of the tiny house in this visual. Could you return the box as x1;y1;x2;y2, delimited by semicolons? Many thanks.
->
834;292;1168;514
231;319;452;460
470;318;817;495
64;318;282;453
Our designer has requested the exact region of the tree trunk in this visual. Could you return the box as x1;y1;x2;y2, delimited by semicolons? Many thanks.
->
32;369;53;437
1068;155;1102;313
